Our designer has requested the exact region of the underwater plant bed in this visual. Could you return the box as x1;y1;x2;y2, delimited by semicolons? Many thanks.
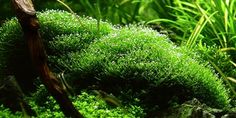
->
0;10;230;117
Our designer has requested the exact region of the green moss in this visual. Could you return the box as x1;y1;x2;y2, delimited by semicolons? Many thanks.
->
0;9;230;116
63;26;229;108
0;105;21;118
0;89;144;118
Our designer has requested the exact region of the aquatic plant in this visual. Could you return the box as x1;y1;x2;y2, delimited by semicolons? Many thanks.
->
0;10;230;116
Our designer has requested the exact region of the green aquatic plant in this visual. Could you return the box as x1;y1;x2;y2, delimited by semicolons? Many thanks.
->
0;89;145;118
0;10;230;116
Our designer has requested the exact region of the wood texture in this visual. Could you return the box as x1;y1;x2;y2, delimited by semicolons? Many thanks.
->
11;0;83;117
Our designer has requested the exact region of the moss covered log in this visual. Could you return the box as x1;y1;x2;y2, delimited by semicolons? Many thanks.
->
0;10;230;113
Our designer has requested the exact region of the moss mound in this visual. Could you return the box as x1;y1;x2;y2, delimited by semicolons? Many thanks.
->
0;10;230;115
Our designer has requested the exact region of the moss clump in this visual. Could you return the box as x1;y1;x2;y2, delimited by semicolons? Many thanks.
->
0;10;230;116
61;26;229;108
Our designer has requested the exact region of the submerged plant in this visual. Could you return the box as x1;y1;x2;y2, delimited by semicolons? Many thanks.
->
0;10;230;116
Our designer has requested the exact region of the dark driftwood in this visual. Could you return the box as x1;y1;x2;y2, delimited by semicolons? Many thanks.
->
11;0;83;117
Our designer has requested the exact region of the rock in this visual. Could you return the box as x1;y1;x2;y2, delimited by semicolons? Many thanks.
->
152;98;220;118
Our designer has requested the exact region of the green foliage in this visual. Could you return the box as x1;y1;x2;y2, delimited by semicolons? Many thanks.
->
0;10;231;116
0;0;147;25
0;105;21;118
146;0;236;96
0;18;28;78
73;91;145;118
0;0;235;116
0;87;145;118
63;26;229;108
195;45;235;78
147;0;236;47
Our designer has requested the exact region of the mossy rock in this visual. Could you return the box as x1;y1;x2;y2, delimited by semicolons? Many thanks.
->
0;10;230;114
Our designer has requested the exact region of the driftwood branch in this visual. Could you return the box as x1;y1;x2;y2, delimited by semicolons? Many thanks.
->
11;0;83;117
